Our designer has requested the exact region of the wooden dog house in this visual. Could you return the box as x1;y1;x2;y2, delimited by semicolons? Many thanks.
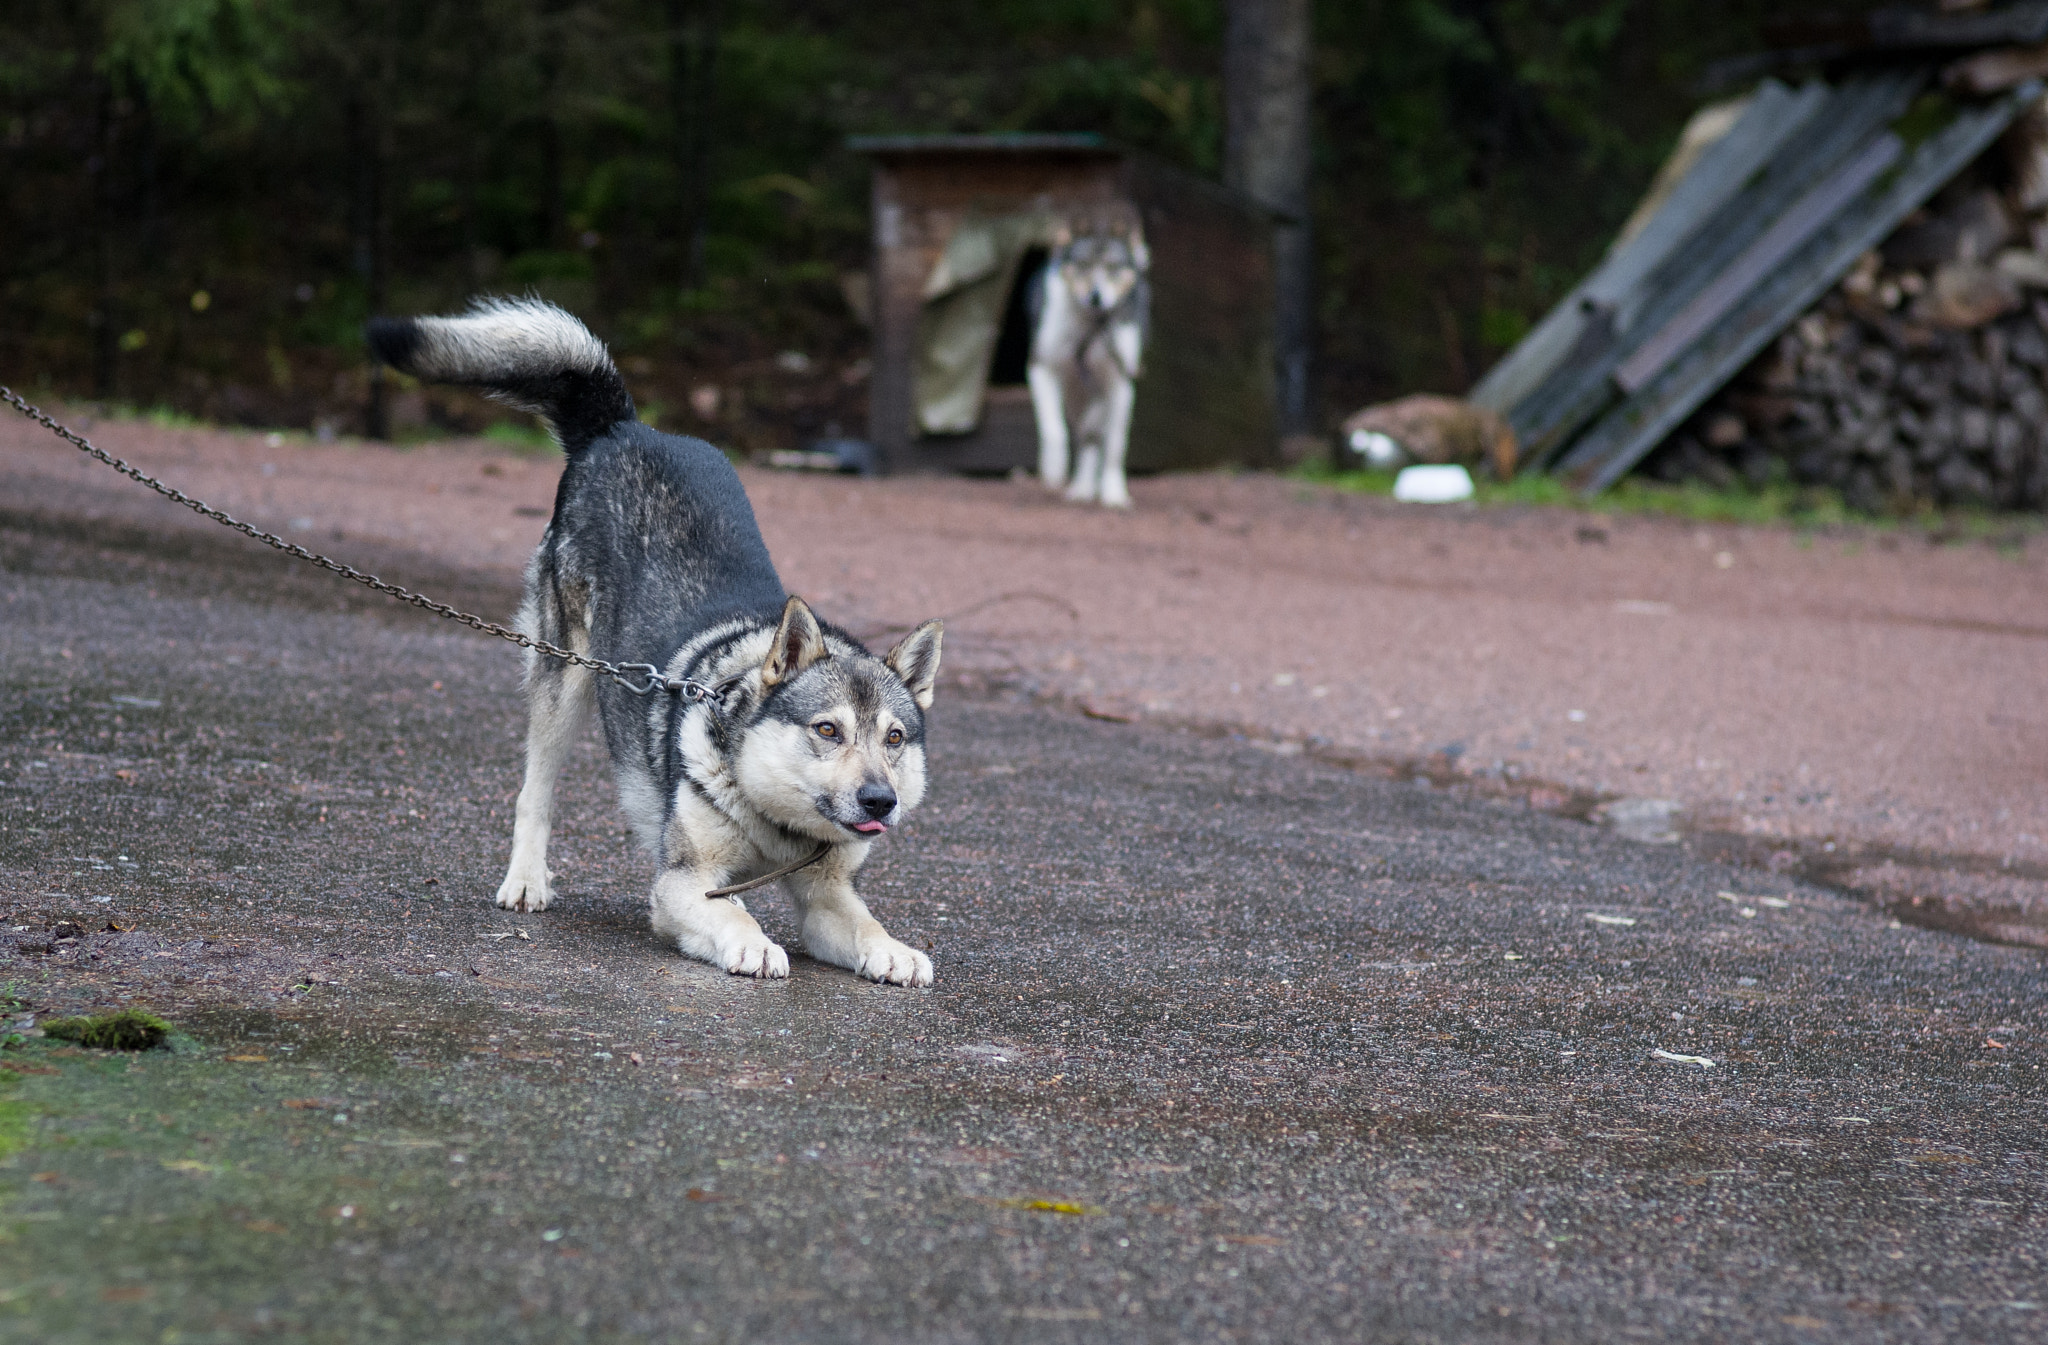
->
849;133;1279;475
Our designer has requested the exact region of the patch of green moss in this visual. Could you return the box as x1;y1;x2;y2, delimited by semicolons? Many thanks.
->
1892;91;1958;153
41;1009;171;1052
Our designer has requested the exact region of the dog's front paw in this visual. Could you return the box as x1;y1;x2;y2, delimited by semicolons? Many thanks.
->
854;934;933;988
495;867;552;912
710;931;790;980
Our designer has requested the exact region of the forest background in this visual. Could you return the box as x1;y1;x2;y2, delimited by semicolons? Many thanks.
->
4;0;1870;452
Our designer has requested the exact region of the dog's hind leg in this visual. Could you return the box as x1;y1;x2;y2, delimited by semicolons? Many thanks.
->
1064;441;1104;504
1095;371;1136;509
495;642;593;913
785;853;932;988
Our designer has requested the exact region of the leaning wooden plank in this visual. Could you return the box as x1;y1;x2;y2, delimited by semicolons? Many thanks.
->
1468;79;1816;420
1555;84;2041;496
1708;5;2048;94
1508;74;1922;467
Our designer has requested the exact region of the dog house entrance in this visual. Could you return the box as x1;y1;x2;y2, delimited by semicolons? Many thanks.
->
987;246;1048;387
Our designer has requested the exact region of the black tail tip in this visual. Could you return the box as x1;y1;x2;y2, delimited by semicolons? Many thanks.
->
364;316;422;371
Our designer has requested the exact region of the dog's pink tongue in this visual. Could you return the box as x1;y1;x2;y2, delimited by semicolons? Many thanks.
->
853;820;887;834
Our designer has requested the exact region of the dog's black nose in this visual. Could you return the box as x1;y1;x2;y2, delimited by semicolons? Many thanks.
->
857;782;897;820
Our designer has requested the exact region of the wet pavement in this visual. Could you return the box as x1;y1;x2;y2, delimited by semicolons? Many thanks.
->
0;525;2044;1343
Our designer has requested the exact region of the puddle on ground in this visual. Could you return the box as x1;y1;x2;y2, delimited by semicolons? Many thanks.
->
1063;699;2048;955
1688;830;2048;952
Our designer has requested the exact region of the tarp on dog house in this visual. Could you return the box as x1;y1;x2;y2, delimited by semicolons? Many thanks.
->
913;208;1064;436
850;133;1280;475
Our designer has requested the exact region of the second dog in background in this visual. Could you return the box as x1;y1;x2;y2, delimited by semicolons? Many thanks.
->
1027;230;1150;508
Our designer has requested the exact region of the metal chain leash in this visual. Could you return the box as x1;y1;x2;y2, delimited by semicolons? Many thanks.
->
2;385;705;699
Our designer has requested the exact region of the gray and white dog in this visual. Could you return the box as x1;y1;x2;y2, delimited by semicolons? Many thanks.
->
367;298;942;986
1026;230;1150;508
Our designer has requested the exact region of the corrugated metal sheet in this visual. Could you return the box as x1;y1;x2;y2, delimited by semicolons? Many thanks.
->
1554;81;2042;494
1469;62;2047;494
848;133;1113;156
1504;73;1927;470
1611;132;1902;395
1468;78;1822;419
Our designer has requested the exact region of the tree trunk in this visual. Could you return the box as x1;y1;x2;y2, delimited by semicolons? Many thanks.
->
348;84;391;439
667;0;719;289
88;68;119;401
1223;0;1314;443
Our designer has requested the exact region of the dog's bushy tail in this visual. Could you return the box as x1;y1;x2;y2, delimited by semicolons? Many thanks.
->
365;297;634;453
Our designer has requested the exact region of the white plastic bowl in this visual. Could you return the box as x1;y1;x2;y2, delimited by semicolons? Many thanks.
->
1391;464;1475;503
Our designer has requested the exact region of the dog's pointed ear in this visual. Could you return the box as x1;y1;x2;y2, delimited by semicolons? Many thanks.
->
886;619;944;710
762;596;828;688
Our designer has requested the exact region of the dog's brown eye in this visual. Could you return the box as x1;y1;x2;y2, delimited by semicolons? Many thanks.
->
886;728;904;746
813;722;838;739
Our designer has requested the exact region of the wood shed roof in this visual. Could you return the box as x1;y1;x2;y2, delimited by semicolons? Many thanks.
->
848;133;1119;162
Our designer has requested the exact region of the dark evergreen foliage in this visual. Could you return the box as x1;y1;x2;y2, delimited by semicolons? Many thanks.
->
0;1;1858;439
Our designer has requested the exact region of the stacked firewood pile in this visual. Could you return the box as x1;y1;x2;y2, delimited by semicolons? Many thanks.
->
1645;110;2048;512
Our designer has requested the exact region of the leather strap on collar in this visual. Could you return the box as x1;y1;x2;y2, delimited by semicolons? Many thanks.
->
703;842;833;900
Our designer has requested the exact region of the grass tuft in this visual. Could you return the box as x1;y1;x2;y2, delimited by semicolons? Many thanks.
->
483;419;560;455
42;1008;171;1052
1292;462;2043;540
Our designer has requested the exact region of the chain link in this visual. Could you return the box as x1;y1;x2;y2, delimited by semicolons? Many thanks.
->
2;385;699;698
